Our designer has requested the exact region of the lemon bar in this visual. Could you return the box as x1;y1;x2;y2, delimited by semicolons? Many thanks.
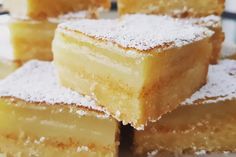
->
221;42;236;60
0;60;119;157
3;0;110;20
118;0;225;17
53;14;213;130
9;11;96;63
183;15;225;64
134;59;236;155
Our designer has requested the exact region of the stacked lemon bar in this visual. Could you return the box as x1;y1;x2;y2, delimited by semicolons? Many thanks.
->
8;12;97;63
2;0;110;63
134;60;236;156
0;61;119;157
117;0;225;64
53;14;213;130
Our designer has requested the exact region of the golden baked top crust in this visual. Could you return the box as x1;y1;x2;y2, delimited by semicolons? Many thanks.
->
58;14;214;52
182;60;236;105
0;60;110;118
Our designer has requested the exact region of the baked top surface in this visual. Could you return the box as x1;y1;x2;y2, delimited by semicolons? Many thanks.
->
58;14;213;51
0;60;108;114
183;60;236;105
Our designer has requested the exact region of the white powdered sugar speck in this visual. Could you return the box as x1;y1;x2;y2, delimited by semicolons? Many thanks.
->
48;11;92;23
58;14;213;51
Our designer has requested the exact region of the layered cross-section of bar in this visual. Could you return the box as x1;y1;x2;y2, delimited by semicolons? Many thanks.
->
8;11;96;63
0;61;119;157
134;60;236;155
117;1;225;64
182;15;225;64
118;0;225;17
53;14;214;129
3;0;110;19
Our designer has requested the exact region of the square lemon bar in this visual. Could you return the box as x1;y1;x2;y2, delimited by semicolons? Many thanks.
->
118;0;225;17
134;59;236;155
183;15;225;64
53;14;214;129
0;61;119;157
9;11;96;63
3;0;110;19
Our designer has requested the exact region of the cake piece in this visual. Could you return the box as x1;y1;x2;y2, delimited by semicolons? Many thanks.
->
118;0;225;17
0;61;119;157
9;11;96;63
183;15;225;64
221;42;236;60
3;0;110;19
53;14;213;129
134;60;236;155
0;59;19;79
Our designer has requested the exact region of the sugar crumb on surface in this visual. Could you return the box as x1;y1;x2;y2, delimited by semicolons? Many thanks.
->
195;150;207;156
147;150;159;157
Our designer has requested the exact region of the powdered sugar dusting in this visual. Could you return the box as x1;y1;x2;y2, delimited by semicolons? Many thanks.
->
182;15;221;28
48;11;95;23
182;60;236;105
0;60;108;115
58;14;213;51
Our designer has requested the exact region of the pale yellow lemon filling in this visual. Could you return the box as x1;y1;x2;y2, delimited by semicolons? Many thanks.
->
9;20;56;62
135;100;236;155
0;98;119;157
118;0;224;17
